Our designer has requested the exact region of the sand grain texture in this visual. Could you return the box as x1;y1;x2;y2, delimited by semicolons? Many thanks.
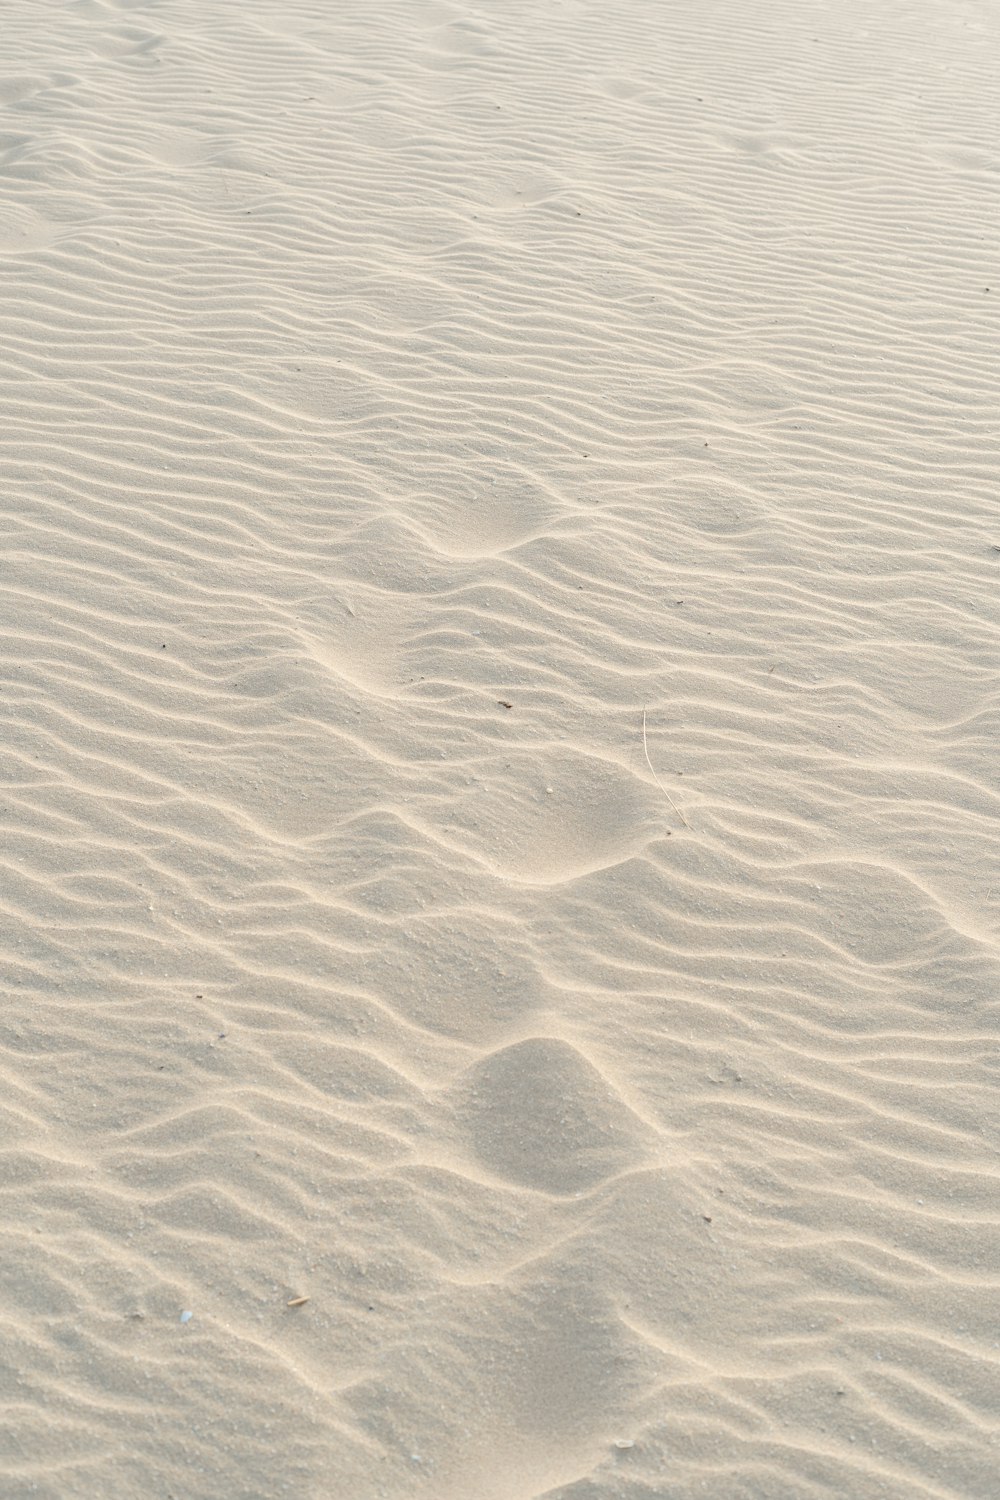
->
2;0;999;1496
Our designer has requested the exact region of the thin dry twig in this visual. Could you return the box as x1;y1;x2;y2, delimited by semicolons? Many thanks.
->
642;709;690;829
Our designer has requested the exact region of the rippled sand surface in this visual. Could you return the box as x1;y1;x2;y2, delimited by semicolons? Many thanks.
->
3;2;999;1497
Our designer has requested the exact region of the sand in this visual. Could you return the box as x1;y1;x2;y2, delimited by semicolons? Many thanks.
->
2;1;999;1496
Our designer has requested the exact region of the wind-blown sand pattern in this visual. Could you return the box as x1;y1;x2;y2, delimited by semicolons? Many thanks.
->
2;1;999;1496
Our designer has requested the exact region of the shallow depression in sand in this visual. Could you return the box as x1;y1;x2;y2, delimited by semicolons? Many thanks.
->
454;1037;653;1193
432;750;659;884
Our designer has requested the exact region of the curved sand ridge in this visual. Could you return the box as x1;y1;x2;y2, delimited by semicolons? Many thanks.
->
2;1;999;1497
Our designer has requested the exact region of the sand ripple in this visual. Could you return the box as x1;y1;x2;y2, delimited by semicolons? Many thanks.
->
2;0;998;1496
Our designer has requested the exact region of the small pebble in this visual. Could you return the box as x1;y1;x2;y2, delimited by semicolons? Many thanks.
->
613;1439;635;1450
179;1310;193;1324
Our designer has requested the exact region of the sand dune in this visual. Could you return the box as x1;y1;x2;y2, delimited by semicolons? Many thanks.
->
2;1;999;1496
